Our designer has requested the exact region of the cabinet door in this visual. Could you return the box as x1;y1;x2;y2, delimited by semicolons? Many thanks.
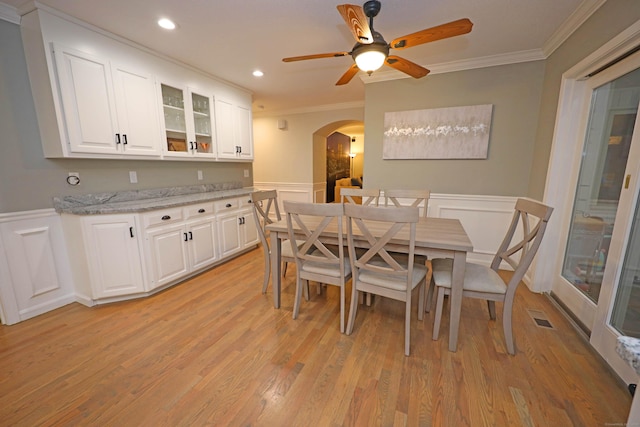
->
82;215;145;298
217;211;242;258
187;218;218;270
112;65;161;156
189;90;215;158
145;223;189;289
240;208;259;248
235;104;253;159
160;83;191;157
214;98;237;158
53;45;119;155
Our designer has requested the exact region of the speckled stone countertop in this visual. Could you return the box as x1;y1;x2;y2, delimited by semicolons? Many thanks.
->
617;336;640;376
54;182;256;215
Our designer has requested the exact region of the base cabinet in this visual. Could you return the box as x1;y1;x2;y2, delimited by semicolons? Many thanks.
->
215;197;258;259
81;214;146;299
141;203;219;291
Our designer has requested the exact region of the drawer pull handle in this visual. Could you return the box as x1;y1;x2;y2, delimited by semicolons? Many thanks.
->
226;203;232;208
198;208;205;213
184;233;188;242
129;227;134;238
161;215;171;220
189;231;193;240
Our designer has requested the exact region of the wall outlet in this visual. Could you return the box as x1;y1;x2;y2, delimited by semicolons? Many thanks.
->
244;169;249;178
197;170;203;180
129;171;138;184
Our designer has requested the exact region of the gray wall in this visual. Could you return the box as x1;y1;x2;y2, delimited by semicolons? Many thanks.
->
364;61;545;196
0;19;252;214
529;0;640;198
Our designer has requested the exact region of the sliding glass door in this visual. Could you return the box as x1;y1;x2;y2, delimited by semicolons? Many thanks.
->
554;51;640;379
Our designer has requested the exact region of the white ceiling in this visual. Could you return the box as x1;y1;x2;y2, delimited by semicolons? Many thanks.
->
3;0;602;114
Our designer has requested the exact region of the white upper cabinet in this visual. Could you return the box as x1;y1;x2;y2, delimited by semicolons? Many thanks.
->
53;44;161;157
215;98;253;160
21;8;252;162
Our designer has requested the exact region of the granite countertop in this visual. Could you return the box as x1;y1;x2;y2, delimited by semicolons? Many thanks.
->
54;182;256;215
617;336;640;376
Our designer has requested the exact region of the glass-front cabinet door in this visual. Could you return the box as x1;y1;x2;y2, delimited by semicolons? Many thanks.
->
190;91;214;157
161;83;188;154
160;83;215;158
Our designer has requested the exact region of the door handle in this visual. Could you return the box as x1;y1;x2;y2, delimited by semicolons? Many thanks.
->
129;227;134;238
189;231;193;240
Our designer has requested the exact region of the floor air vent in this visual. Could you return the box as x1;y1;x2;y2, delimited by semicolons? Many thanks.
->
527;309;554;329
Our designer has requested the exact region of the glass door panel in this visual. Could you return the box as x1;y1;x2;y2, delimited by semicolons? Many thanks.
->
191;92;213;155
611;199;640;336
561;67;640;304
161;84;187;153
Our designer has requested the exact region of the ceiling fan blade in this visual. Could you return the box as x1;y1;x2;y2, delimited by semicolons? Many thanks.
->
385;55;430;79
282;52;350;62
390;18;473;50
336;64;360;85
337;4;373;44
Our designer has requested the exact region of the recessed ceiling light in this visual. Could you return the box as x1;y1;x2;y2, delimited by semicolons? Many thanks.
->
158;18;176;30
253;70;264;77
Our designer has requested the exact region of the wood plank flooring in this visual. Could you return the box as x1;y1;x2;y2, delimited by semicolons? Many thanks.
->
0;247;632;426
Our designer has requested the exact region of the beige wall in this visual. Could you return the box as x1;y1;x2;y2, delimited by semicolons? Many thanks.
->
252;108;364;184
363;61;545;195
0;19;251;214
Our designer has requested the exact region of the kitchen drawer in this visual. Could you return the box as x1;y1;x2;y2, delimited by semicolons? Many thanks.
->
141;207;184;228
184;202;215;219
214;198;239;213
239;196;254;210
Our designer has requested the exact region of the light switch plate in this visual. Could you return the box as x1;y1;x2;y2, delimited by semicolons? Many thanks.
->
129;171;138;184
197;170;203;180
244;169;249;178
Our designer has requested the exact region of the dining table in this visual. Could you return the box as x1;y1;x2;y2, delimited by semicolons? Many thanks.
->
266;214;473;352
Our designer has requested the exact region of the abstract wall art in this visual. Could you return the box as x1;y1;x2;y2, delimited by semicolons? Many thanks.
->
383;104;493;159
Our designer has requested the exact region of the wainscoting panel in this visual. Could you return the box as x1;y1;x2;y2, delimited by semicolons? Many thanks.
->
0;210;75;324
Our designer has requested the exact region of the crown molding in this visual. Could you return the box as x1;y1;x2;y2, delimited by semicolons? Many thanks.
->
0;2;20;24
362;49;546;84
253;100;364;117
542;0;607;57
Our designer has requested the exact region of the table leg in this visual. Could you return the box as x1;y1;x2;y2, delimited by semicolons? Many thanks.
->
270;231;282;309
448;251;466;352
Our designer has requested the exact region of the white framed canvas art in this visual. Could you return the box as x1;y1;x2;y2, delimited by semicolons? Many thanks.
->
383;104;493;159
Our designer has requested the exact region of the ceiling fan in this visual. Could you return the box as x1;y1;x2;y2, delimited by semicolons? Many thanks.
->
282;0;473;85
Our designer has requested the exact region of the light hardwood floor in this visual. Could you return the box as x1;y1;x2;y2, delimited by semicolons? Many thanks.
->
0;247;632;426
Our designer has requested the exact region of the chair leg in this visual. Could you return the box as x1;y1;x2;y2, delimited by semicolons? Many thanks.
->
432;287;446;340
503;302;515;355
424;261;434;313
262;248;271;294
303;281;310;301
418;280;425;321
487;300;497;320
339;285;345;333
282;261;288;277
346;289;359;335
405;293;411;356
293;277;305;319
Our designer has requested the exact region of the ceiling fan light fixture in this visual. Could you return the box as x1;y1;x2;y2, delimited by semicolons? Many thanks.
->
355;49;386;73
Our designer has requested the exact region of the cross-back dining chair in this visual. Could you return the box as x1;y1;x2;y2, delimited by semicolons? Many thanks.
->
345;204;428;356
383;189;431;218
431;198;553;355
383;188;433;307
250;190;297;294
340;188;380;206
283;201;352;333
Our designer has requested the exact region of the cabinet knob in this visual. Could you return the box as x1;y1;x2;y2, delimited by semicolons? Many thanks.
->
161;215;171;220
226;203;232;208
198;208;205;213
